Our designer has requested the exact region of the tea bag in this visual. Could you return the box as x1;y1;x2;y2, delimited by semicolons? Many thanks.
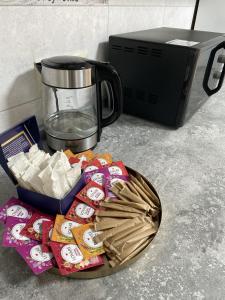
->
108;161;128;176
0;197;36;224
21;212;53;241
76;181;106;209
84;159;102;173
42;220;54;252
104;174;129;198
51;214;80;244
72;223;105;259
16;241;54;275
65;199;95;224
95;153;113;167
83;167;110;186
50;241;104;275
2;217;31;248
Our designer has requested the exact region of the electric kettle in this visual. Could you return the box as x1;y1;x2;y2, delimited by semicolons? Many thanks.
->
36;56;122;152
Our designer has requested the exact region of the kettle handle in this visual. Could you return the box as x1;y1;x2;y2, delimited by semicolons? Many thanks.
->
89;60;123;128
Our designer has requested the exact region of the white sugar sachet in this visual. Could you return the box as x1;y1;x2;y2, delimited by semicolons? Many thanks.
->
8;155;30;177
48;151;71;171
52;175;70;199
17;176;33;190
38;165;53;185
7;144;81;199
66;164;81;188
39;153;51;170
29;150;46;167
24;166;44;194
26;144;39;159
7;152;26;164
43;172;70;199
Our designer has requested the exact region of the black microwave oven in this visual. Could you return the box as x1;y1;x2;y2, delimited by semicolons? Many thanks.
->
109;27;225;127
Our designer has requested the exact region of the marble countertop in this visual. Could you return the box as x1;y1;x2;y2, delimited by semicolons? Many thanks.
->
1;87;225;300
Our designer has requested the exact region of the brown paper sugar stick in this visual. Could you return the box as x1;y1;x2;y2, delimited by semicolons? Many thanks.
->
137;176;160;206
132;174;160;207
99;202;144;214
94;218;127;231
108;187;133;203
95;210;140;219
115;224;156;252
95;216;143;242
110;222;155;251
116;236;150;261
111;185;146;205
129;180;157;209
126;181;140;196
105;199;151;212
119;239;151;265
104;222;144;248
95;216;124;223
118;186;147;204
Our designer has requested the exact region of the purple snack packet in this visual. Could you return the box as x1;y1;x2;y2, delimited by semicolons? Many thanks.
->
2;217;33;248
0;197;36;224
104;174;129;198
83;167;110;186
16;241;54;275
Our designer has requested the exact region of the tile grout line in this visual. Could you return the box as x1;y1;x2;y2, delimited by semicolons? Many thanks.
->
0;97;41;114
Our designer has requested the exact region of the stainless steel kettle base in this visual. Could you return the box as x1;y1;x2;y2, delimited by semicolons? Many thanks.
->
46;132;98;153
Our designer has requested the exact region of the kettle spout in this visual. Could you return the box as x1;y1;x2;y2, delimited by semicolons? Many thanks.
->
35;62;42;73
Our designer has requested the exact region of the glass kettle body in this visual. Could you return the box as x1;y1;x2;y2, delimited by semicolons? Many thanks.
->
36;56;122;153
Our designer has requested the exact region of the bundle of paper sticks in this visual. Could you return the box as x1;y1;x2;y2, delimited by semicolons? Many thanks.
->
93;173;161;267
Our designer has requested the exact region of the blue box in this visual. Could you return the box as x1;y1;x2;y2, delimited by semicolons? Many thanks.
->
0;116;85;215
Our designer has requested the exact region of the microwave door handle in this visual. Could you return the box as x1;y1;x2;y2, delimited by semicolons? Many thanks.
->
203;41;225;96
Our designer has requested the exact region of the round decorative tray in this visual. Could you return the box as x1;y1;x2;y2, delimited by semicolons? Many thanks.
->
50;167;162;279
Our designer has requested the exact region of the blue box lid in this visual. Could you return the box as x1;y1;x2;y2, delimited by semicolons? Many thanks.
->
0;115;41;184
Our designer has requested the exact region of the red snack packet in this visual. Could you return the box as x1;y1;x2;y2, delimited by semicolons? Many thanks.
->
108;161;129;176
21;212;53;241
50;242;104;275
83;159;102;173
76;181;106;209
95;153;113;167
42;220;54;252
65;199;95;224
68;150;95;169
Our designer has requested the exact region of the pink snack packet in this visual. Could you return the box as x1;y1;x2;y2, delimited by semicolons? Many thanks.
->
50;241;104;275
2;217;33;248
42;220;54;253
83;167;110;186
16;241;55;275
21;212;54;241
104;174;129;198
0;197;36;224
108;161;129;176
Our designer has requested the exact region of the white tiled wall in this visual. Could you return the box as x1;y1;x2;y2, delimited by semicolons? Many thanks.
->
0;0;195;132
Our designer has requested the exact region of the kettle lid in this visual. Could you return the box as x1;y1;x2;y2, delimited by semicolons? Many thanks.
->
41;56;93;71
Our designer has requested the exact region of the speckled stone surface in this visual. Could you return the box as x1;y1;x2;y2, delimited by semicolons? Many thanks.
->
1;87;225;300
